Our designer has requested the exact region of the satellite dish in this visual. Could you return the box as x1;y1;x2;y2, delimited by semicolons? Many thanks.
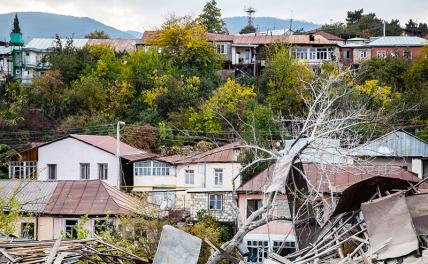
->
160;200;168;210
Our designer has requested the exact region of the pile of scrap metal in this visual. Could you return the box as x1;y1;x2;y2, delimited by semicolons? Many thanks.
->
266;169;428;264
0;237;149;264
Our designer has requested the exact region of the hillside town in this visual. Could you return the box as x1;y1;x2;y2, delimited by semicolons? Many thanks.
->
1;1;428;263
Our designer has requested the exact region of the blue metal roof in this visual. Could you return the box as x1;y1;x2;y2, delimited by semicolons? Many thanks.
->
24;38;88;50
350;130;428;158
369;36;428;47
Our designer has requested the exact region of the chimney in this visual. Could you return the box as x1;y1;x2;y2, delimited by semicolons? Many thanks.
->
309;33;315;42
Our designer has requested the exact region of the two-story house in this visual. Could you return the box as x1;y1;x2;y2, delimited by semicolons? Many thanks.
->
128;142;242;222
9;134;145;187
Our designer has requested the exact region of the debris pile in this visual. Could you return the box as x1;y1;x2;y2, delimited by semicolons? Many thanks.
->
0;237;149;264
268;177;428;264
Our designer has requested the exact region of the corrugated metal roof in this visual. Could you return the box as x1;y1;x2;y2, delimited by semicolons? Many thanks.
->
307;30;344;41
369;36;428;47
175;141;242;164
349;130;428;157
237;162;421;193
0;180;58;213
24;38;88;50
86;39;137;52
44;180;141;215
232;34;331;45
0;47;10;55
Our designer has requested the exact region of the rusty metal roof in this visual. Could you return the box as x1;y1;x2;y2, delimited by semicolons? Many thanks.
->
238;162;421;193
86;39;137;52
307;30;344;41
44;180;141;215
175;142;242;164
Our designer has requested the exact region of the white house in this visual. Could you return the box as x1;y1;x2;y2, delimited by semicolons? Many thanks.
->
129;142;242;220
9;134;145;187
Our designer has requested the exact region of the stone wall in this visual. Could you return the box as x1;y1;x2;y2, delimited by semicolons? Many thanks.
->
190;192;236;222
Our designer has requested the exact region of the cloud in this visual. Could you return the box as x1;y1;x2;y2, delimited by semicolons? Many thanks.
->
0;0;427;31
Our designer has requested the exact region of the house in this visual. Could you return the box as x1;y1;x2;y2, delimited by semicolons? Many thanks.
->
349;130;428;178
307;29;345;45
126;142;242;221
238;161;422;263
136;31;340;75
9;134;145;187
368;36;428;60
237;165;295;263
0;179;140;240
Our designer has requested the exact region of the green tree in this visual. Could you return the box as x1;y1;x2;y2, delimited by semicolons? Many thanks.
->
85;30;110;39
385;19;402;36
0;144;18;179
405;19;419;34
70;75;106;114
320;22;347;36
239;25;256;34
346;9;364;25
148;16;222;77
199;0;228;34
12;14;21;34
262;46;312;115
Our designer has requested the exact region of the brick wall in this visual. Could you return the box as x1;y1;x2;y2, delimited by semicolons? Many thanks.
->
190;192;236;223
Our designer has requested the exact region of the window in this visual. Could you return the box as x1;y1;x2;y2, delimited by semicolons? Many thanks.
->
360;50;368;59
404;50;412;60
134;160;171;176
64;219;79;239
316;48;331;60
151;189;176;208
48;164;57;180
94;219;113;235
377;51;386;58
343;50;350;60
273;241;296;257
185;169;195;184
98;163;108;180
292;48;308;60
21;223;35;239
80;163;90;180
247;240;268;263
247;199;263;219
309;48;317;60
214;169;223;185
9;161;37;179
217;44;228;54
209;194;223;210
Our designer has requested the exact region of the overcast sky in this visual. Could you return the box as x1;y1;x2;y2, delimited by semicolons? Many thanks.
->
1;0;427;31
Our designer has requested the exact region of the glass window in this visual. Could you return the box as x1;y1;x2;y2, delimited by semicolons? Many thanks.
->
94;218;113;235
309;48;317;60
273;241;297;257
247;240;268;263
209;194;223;210
64;219;79;239
48;164;57;180
80;163;90;180
21;223;35;239
403;50;412;60
377;51;386;58
98;163;108;180
9;161;37;179
214;169;223;185
247;199;263;219
134;160;171;176
316;48;329;60
360;50;368;59
185;169;195;184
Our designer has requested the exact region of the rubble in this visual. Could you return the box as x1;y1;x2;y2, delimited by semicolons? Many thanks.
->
0;237;149;264
267;177;428;264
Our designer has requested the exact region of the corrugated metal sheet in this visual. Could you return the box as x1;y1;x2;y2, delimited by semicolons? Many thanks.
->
0;180;58;213
0;47;10;55
24;38;88;50
175;141;241;164
349;130;428;157
369;36;428;46
86;39;137;52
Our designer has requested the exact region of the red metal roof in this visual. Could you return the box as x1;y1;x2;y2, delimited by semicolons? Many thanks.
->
238;163;422;193
206;33;234;42
44;180;141;215
175;141;242;164
232;34;332;45
69;134;144;157
86;39;137;52
307;29;344;41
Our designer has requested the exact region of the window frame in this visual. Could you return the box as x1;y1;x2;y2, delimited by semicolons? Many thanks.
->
214;168;223;185
98;163;108;180
64;219;79;239
134;160;171;177
247;240;269;263
185;169;195;185
247;199;263;219
48;164;57;180
80;163;90;180
9;161;37;179
377;51;386;58
209;193;223;210
360;50;368;59
21;222;35;239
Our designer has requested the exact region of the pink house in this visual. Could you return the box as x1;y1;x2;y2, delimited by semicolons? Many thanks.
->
237;166;296;263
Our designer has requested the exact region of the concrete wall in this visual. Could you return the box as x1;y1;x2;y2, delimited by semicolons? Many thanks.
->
190;192;235;222
38;137;120;186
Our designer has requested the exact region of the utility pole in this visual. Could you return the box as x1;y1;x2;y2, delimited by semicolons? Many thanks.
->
116;121;125;189
383;20;386;37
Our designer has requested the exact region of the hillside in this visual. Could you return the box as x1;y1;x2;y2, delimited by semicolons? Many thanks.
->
224;16;319;34
0;12;140;43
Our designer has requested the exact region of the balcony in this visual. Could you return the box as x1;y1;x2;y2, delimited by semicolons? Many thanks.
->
9;161;37;179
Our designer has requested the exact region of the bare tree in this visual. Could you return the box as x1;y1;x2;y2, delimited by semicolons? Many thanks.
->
207;68;394;263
